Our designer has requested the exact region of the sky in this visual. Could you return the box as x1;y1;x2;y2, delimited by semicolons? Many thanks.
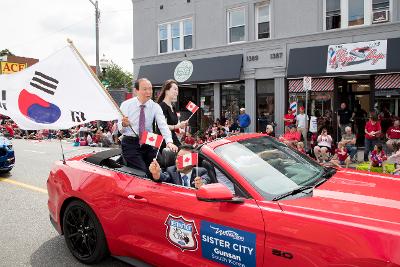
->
2;0;133;72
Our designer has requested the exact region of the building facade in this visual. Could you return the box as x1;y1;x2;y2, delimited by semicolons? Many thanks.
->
132;0;400;136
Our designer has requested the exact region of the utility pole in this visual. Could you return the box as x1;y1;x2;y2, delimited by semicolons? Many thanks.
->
89;0;100;77
131;0;135;80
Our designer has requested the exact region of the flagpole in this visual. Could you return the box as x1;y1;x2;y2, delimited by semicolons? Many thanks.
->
155;148;160;161
66;39;138;136
187;112;195;121
59;137;66;164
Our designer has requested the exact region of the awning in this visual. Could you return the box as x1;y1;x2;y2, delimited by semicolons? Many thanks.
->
137;54;243;86
288;78;334;93
375;74;400;90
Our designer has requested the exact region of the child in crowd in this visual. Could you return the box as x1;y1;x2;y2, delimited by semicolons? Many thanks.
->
330;142;350;168
368;144;387;172
296;142;306;154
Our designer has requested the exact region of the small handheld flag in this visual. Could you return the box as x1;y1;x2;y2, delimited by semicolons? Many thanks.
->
140;131;164;148
186;101;199;113
177;153;198;169
186;101;199;121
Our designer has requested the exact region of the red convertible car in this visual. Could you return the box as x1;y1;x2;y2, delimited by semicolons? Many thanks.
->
47;134;400;266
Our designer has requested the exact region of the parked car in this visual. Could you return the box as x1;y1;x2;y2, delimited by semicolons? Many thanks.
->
47;134;400;266
0;134;15;173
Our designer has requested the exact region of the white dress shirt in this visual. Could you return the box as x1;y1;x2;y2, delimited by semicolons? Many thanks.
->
118;97;173;144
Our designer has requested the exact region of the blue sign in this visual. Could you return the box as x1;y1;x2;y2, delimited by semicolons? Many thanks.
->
201;221;256;267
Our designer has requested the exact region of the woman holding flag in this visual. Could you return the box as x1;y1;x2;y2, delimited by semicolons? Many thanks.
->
157;79;188;147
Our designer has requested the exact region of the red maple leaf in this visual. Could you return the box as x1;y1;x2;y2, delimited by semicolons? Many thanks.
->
148;137;155;142
184;157;190;162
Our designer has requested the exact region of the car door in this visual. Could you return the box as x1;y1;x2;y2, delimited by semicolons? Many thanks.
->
120;177;266;267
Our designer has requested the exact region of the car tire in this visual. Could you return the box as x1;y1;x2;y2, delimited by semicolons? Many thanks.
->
62;200;109;264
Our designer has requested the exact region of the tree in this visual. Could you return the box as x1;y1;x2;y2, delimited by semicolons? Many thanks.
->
0;49;15;56
103;63;133;92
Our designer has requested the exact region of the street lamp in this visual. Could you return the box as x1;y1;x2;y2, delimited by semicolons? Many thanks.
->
99;54;110;78
88;0;100;77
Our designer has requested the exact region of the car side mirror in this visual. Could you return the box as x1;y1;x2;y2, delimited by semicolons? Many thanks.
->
196;183;244;204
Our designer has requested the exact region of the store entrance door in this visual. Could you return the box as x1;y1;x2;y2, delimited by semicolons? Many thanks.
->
178;85;199;133
337;78;371;146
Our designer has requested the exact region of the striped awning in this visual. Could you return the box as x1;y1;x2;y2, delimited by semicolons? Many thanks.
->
288;78;334;93
375;74;400;90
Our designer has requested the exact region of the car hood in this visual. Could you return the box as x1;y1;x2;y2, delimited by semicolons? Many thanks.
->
279;169;400;227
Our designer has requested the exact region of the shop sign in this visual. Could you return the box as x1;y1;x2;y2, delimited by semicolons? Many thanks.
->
0;62;27;74
303;76;312;91
326;40;387;73
174;60;193;83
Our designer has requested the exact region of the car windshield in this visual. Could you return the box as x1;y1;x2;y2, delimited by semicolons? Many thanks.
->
214;136;324;200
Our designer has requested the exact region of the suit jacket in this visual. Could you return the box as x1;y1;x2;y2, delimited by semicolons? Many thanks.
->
160;166;210;188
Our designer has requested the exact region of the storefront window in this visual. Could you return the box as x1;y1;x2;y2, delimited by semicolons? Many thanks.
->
256;80;274;132
289;92;334;134
178;85;198;132
221;83;245;124
199;84;214;132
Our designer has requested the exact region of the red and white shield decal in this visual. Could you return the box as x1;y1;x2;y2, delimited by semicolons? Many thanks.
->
165;214;198;251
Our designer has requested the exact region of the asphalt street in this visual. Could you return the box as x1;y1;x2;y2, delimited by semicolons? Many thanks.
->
0;139;130;267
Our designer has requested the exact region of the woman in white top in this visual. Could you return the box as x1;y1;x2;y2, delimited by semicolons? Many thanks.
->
314;127;333;163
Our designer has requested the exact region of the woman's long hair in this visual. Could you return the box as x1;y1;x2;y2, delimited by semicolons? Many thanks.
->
157;79;178;103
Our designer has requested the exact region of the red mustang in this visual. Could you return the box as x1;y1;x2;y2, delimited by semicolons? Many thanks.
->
47;134;400;266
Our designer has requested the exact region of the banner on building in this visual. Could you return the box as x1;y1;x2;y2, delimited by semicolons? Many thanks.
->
326;40;387;73
0;62;27;74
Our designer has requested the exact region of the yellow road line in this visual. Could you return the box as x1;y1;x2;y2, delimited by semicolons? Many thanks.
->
0;178;47;194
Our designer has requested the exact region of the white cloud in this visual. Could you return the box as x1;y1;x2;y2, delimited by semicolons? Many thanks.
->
2;0;133;72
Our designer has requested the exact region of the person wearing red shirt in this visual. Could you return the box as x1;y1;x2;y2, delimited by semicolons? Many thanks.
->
364;115;381;161
368;144;387;172
279;125;301;147
386;119;400;153
5;122;14;138
331;142;350;168
283;109;296;132
184;132;195;145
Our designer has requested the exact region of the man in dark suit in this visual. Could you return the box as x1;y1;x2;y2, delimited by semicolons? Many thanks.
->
149;145;210;189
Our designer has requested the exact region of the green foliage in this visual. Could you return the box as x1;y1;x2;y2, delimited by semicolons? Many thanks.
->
102;63;133;91
0;49;15;56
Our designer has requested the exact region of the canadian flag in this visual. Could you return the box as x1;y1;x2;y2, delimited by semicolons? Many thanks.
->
140;131;163;148
186;101;199;113
177;153;198;169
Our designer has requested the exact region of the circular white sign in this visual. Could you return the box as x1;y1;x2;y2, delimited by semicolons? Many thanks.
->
174;60;193;83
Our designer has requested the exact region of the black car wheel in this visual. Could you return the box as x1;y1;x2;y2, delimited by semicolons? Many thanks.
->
62;200;108;264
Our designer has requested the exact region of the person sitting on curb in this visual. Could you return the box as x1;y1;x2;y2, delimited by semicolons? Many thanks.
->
330;141;350;168
149;145;210;189
368;144;387;173
386;119;400;154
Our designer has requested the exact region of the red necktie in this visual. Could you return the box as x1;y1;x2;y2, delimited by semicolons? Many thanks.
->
139;104;145;143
